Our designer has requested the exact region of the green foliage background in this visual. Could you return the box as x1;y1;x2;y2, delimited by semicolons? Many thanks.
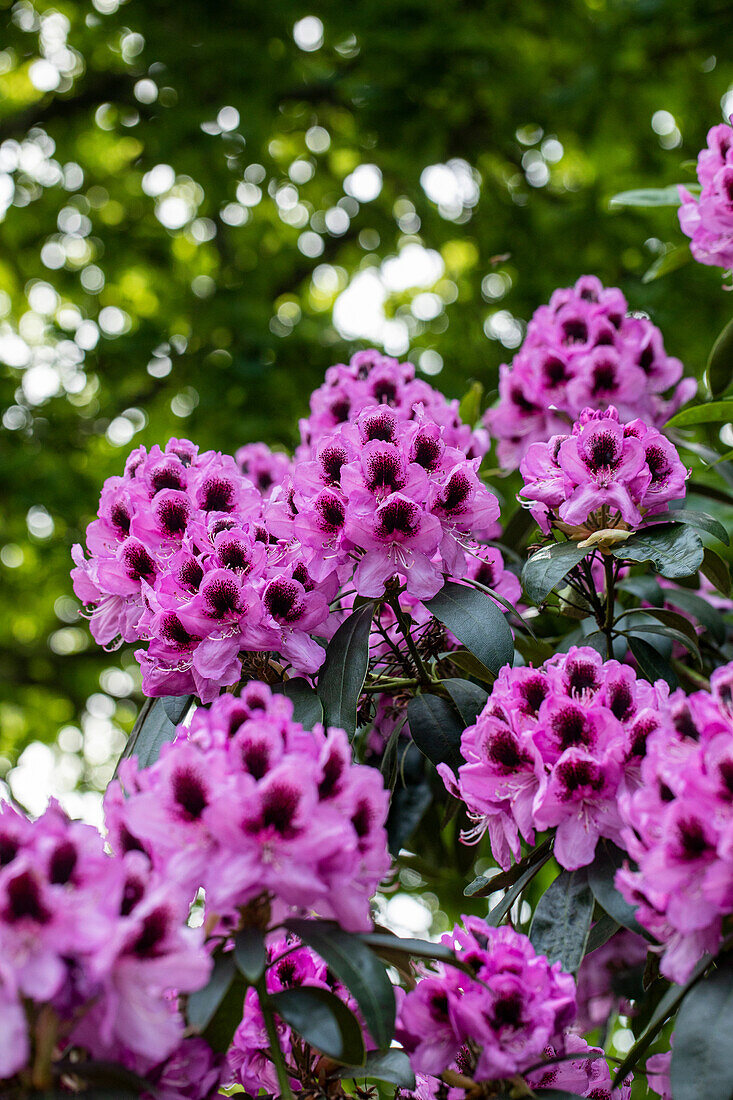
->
1;0;732;781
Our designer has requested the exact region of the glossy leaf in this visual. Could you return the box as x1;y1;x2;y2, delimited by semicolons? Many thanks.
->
707;316;733;398
317;602;374;737
585;913;622;954
386;777;432;855
642;244;692;283
645;507;729;545
272;677;323;730
486;846;554;926
701;547;731;595
529;868;594;974
337;1048;416;1088
612;523;704;579
661;587;727;645
449;648;495;683
466;838;554;897
407;693;464;772
268;986;366;1066
586;840;649;939
117;694;193;773
670;959;733;1100
233;926;267;984
609;185;683;206
667;398;733;428
442;678;489;727
284;918;396;1050
627;635;678;689
424;580;514;674
521;541;590;605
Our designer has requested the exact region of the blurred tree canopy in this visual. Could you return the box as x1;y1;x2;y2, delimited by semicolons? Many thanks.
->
1;0;732;777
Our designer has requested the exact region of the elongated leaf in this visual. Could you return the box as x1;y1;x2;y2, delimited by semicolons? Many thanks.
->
645;508;729;545
670;959;733;1100
667;398;733;428
529;869;594;974
613;523;704;579
188;952;236;1032
486;846;554;926
337;1049;415;1088
458;380;483;425
701;547;731;595
627;635;678;689
284;919;395;1050
317;602;374;736
642;244;692;283
233;926;267;984
52;1060;154;1095
586;840;649;939
521;541;589;605
272;678;323;730
407;693;464;772
386;777;432;855
203;970;247;1053
424;581;513;674
269;986;366;1066
613;952;713;1084
707;316;733;398
622;622;701;666
359;930;465;970
609;185;683;207
449;648;495;683
585;914;622;954
466;838;555;897
662;587;727;645
117;694;193;773
443;678;489;727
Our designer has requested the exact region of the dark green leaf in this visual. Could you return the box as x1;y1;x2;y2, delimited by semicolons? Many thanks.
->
52;1060;154;1096
407;693;464;772
707;317;733;398
359;930;465;969
618;611;701;666
670;959;733;1100
609;185;683;207
272;678;323;730
586;840;649;939
521;541;590;605
187;951;236;1032
617;575;664;602
466;838;555;897
202;969;248;1053
661;587;727;645
627;635;678;689
449;648;495;683
284;919;396;1050
386;778;432;855
667;398;733;428
486;846;554;926
317;602;374;737
613;952;713;1083
269;986;366;1066
701;547;731;595
532;1091;589;1099
585;914;622;954
529;868;594;973
442;678;489;727
645;508;729;545
424;580;514;675
613;523;704;579
234;926;267;984
337;1048;415;1088
642;244;692;283
117;694;193;774
458;380;483;425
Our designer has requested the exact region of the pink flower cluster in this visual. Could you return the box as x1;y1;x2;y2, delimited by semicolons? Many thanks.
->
272;398;500;602
105;683;391;931
679;119;733;271
520;406;688;534
617;663;733;982
0;799;211;1082
71;438;334;702
439;646;669;870
395;916;578;1082
235;442;293;499
298;348;489;460
226;934;367;1093
485;276;694;468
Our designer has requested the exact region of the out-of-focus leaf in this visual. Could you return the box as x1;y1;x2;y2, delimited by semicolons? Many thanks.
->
667;398;733;428
272;678;323;730
337;1049;415;1088
609;185;684;206
268;986;366;1066
642;244;692;282
458;380;483;425
707;317;733;397
116;694;193;773
670;959;733;1100
317;602;374;737
188;952;236;1032
233;926;267;984
661;587;727;644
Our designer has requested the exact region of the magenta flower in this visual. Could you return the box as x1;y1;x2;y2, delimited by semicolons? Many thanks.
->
679;118;733;272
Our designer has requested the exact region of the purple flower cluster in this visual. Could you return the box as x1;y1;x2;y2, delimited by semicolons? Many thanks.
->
226;934;366;1093
395;916;577;1082
485;276;694;468
679;119;733;272
235;442;293;499
105;683;390;931
298;348;489;461
617;663;733;982
439;646;668;870
0;799;211;1082
520;406;688;534
71;438;334;702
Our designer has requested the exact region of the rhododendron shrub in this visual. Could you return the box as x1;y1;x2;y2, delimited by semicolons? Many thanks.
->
12;148;733;1099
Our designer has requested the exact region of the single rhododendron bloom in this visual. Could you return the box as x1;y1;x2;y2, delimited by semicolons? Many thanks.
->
485;276;694;468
